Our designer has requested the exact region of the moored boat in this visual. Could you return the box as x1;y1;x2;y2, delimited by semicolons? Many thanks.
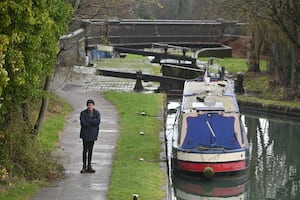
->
170;75;250;178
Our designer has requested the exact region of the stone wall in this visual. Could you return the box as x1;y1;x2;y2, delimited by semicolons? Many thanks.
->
58;28;86;67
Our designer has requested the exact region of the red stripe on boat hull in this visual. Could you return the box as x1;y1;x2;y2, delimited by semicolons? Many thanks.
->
174;159;247;173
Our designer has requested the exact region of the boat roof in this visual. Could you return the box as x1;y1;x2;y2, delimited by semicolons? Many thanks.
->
181;79;239;113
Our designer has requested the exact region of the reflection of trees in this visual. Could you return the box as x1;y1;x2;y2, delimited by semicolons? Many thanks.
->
268;120;300;200
244;116;263;199
244;114;300;200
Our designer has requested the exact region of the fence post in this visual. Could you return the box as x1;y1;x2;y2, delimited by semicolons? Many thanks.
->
134;71;144;92
234;72;245;94
133;194;139;200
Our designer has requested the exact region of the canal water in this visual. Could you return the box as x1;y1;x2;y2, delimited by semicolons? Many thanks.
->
168;103;300;200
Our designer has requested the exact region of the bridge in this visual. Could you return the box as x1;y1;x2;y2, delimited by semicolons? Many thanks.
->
77;18;246;48
59;19;247;67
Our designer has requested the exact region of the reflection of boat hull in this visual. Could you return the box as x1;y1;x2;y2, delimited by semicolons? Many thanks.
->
173;172;249;199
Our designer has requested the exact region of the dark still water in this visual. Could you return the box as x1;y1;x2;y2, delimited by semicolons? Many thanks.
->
242;110;300;200
172;109;300;200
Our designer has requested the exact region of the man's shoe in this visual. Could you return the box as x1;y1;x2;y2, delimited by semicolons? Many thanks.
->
87;166;96;173
80;166;87;173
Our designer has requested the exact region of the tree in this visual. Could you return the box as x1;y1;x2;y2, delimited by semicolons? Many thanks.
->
219;0;266;72
0;0;72;179
222;0;300;88
266;0;300;87
69;0;164;19
0;35;9;102
0;0;72;131
71;0;136;19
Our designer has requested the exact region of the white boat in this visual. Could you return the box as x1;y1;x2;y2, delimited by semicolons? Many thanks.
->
169;75;250;178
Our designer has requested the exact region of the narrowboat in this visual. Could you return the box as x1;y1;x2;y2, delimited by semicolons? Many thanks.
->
170;75;250;178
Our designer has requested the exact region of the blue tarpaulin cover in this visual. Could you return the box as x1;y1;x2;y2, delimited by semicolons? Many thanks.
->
91;49;113;59
181;114;241;150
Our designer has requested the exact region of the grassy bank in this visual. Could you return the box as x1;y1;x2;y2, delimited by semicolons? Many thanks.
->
205;57;300;109
199;57;267;73
38;96;73;151
104;91;165;200
96;54;161;75
239;72;300;109
0;95;73;200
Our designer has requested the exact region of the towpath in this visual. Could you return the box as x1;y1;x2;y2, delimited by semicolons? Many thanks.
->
31;66;135;200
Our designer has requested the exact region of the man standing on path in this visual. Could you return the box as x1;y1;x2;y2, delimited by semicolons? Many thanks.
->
80;99;101;173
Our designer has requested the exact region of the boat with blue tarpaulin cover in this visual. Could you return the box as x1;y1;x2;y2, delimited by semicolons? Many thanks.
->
169;72;250;178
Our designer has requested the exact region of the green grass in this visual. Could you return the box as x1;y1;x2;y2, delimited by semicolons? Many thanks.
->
104;91;165;200
243;74;269;94
199;57;268;73
0;95;73;200
197;57;299;105
0;180;41;200
125;54;145;59
96;54;161;75
38;95;73;151
97;54;270;75
37;116;65;151
237;95;300;109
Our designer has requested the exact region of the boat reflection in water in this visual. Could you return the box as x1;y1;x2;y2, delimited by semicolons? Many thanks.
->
172;172;249;200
